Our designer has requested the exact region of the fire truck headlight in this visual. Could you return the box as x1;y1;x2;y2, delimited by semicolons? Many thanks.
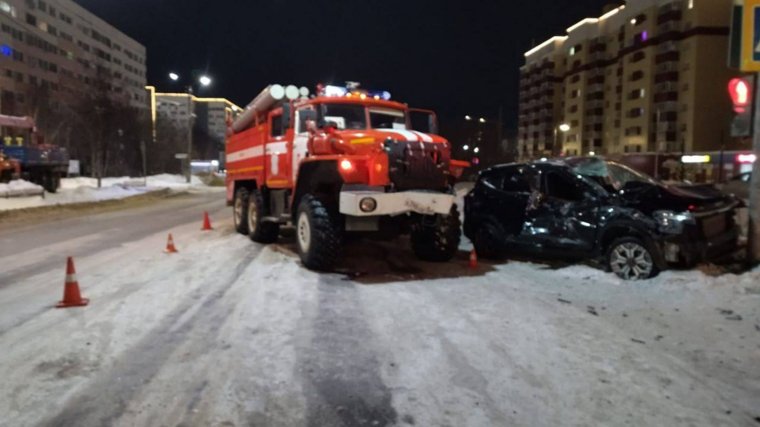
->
360;197;377;213
340;159;354;172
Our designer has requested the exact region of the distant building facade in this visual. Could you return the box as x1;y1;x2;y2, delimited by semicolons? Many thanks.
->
518;0;739;159
0;0;147;115
151;92;242;143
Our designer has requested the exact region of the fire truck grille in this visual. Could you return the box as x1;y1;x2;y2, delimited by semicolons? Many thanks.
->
384;139;449;191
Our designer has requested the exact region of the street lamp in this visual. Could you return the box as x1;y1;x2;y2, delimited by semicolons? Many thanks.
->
553;123;571;157
465;115;472;121
479;118;486;124
168;71;214;183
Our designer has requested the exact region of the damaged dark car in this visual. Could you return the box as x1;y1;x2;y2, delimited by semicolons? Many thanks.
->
464;158;742;280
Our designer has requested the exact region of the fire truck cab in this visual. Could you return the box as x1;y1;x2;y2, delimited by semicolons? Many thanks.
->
226;84;464;271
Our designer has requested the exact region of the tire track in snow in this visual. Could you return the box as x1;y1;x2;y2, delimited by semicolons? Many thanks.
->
297;277;398;427
39;246;263;427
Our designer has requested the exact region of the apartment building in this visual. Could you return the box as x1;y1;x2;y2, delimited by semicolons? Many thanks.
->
518;0;738;159
0;0;147;115
151;91;242;144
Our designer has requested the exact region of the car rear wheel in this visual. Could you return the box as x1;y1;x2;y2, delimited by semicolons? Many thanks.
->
233;188;250;235
248;189;279;243
607;237;658;280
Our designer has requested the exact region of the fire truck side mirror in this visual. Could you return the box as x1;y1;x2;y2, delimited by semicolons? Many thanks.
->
306;120;318;135
281;103;291;133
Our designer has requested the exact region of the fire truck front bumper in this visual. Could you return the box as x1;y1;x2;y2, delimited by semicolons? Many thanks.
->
339;190;455;217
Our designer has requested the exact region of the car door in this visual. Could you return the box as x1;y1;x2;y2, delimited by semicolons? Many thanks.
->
521;168;599;252
475;166;534;238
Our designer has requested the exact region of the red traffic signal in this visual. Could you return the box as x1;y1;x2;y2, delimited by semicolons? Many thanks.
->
728;78;752;113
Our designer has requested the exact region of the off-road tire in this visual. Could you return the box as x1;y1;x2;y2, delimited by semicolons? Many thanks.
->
606;236;659;281
296;194;342;271
233;187;250;235
411;205;462;262
248;189;279;243
0;169;11;183
472;220;505;259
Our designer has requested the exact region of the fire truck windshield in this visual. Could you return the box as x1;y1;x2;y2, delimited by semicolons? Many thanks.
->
320;104;407;130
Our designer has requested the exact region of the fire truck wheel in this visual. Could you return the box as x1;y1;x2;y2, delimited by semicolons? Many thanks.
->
410;205;461;262
233;188;250;235
248;190;279;243
296;194;341;271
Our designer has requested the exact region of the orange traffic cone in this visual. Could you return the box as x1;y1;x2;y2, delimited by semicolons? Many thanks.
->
469;249;478;269
164;233;179;253
57;257;89;308
201;212;213;231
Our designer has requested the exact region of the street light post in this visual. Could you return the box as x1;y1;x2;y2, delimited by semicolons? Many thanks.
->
168;71;212;183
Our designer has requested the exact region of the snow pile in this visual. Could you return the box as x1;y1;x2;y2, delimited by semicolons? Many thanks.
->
0;174;214;212
0;180;44;198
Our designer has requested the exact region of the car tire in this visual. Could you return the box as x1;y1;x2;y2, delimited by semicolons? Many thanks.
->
411;205;462;262
606;237;659;280
248;189;279;243
472;220;505;259
296;194;342;271
233;187;250;235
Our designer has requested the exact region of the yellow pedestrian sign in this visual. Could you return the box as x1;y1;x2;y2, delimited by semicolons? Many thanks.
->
742;0;760;71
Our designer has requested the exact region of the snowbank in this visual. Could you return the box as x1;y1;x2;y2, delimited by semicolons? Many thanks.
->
0;180;44;198
0;174;211;212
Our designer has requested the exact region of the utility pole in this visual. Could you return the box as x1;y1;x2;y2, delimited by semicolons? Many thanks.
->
186;86;194;184
750;75;760;263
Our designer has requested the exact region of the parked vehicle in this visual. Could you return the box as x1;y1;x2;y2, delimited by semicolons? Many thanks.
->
464;158;741;280
719;172;751;202
225;83;467;271
0;114;68;193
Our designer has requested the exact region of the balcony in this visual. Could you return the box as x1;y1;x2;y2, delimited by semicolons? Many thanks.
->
659;21;681;35
587;83;605;94
656;62;679;74
657;41;679;53
657;10;682;25
655;51;680;64
655;82;678;93
658;101;679;112
586;100;605;110
589;52;607;62
656;122;677;132
654;91;678;103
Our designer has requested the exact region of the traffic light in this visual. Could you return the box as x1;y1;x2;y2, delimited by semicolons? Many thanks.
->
729;76;754;137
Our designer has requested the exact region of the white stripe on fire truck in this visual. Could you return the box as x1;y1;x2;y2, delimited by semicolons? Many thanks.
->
265;142;288;154
375;129;419;142
411;131;434;142
227;146;265;163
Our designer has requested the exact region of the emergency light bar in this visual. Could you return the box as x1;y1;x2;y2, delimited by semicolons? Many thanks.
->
319;84;391;101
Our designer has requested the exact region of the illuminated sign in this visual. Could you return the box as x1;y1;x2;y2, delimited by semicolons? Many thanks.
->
681;155;711;164
729;78;752;113
0;44;11;57
737;153;757;163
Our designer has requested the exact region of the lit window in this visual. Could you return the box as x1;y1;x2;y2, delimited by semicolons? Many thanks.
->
688;0;694;9
569;47;576;56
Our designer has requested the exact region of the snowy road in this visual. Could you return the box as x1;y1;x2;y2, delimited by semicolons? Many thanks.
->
0;192;759;426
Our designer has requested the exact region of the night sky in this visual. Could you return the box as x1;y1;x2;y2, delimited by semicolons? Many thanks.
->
74;0;614;129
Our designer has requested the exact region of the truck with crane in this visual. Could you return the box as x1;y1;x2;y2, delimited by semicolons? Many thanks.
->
225;83;467;270
0;114;68;193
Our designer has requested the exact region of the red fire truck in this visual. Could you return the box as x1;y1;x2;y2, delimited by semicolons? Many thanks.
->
226;83;467;270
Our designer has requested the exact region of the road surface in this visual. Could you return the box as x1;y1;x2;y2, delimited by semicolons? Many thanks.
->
0;191;758;426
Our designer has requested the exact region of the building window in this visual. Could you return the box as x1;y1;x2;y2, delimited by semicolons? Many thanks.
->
688;0;694;9
26;13;36;26
630;70;645;81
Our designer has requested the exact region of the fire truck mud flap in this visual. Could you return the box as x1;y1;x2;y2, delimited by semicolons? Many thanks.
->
339;191;455;217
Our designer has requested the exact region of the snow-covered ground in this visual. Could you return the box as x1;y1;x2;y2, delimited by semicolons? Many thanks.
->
0;174;211;212
0;194;758;426
0;179;43;198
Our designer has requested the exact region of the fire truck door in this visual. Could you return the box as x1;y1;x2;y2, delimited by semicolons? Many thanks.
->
266;112;289;187
292;108;313;182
